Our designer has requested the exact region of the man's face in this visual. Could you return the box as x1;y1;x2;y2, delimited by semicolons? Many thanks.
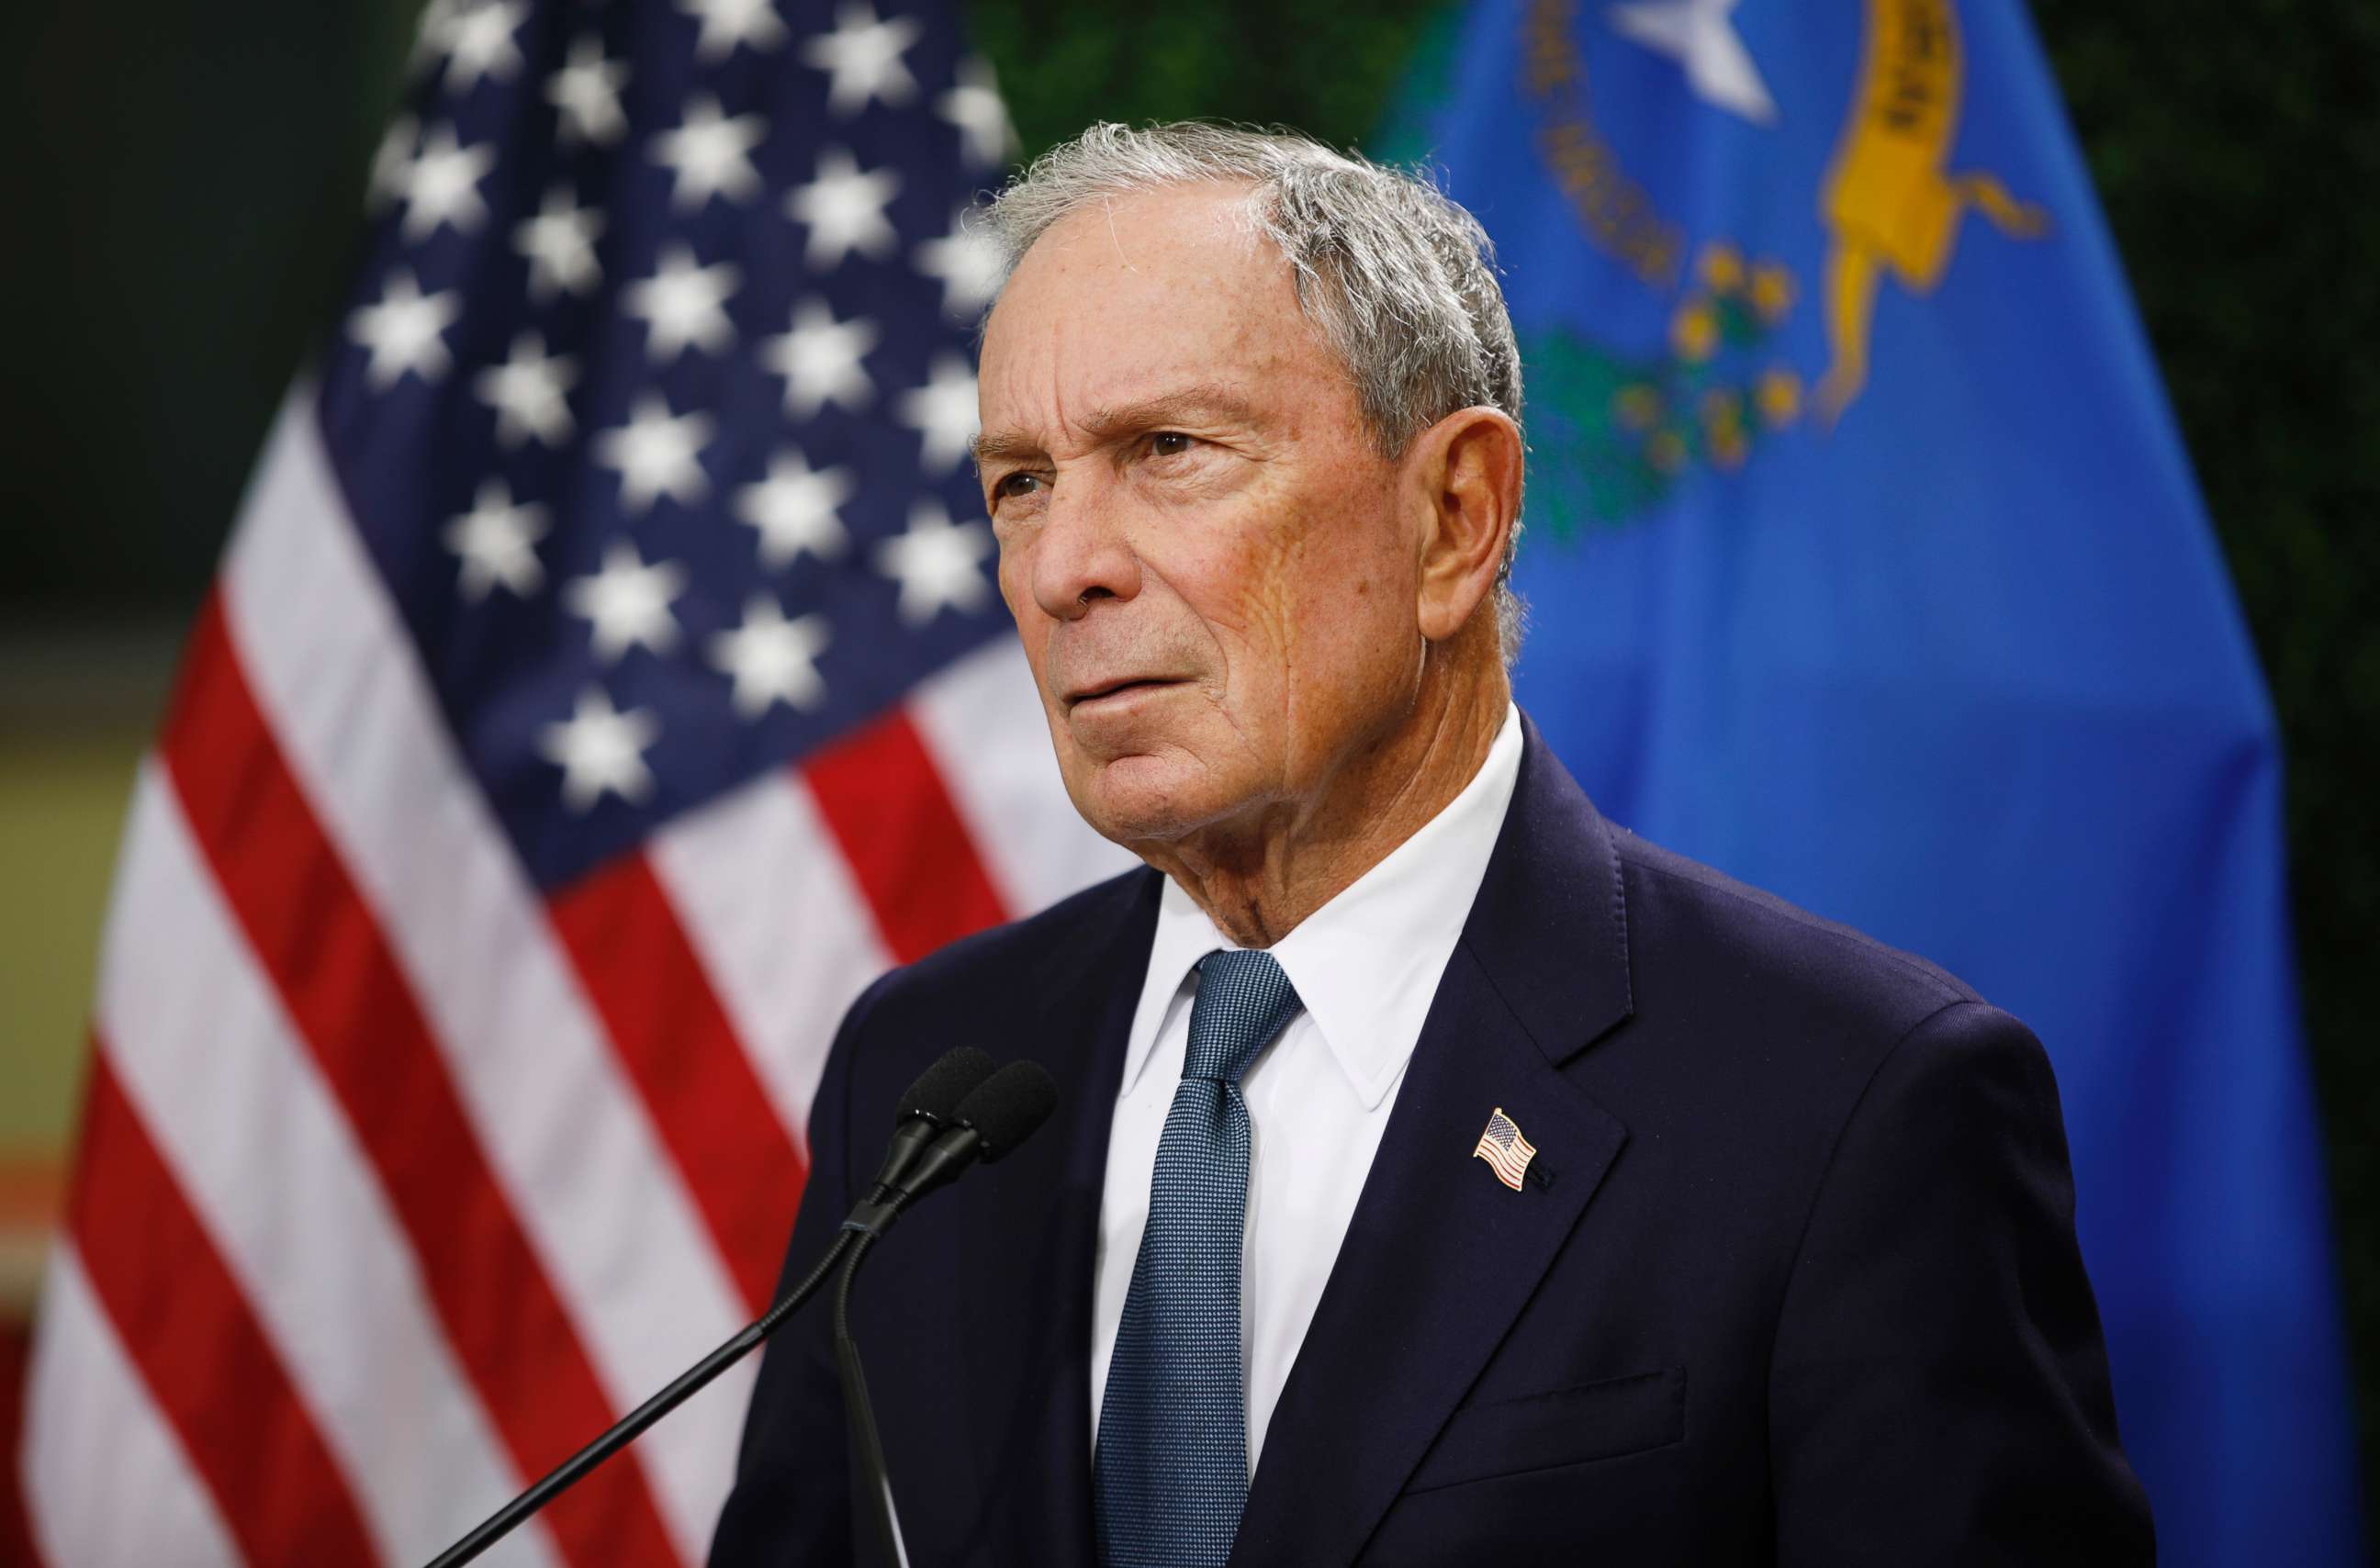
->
976;183;1428;851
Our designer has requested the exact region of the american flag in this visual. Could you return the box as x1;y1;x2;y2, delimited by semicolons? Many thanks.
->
1472;1107;1538;1192
16;1;1125;1562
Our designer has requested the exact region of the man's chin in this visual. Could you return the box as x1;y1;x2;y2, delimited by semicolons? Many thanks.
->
1064;752;1228;849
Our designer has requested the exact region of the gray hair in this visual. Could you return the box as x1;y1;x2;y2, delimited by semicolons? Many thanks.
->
980;121;1528;659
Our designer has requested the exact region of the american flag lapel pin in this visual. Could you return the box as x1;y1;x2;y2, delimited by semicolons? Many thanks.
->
1473;1106;1550;1192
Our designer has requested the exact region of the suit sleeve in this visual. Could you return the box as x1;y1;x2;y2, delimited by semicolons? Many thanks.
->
1768;1000;2155;1565
707;971;892;1567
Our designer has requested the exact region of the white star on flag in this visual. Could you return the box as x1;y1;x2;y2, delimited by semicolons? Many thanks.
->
409;0;467;73
709;596;832;716
473;332;578;448
937;56;1015;167
367;115;419;212
514;186;605;300
592;394;714;512
897;353;981;472
623;245;742;362
348;269;461;388
564;541;689;663
442;478;549;601
539;685;661;811
547;37;630;147
801;1;922;117
735;449;854;568
679;0;789;62
786;148;902;270
874;502;992;624
397;124;496;240
760;297;878;418
651;94;768;210
440;0;529;91
915;207;1004;319
1607;0;1778;125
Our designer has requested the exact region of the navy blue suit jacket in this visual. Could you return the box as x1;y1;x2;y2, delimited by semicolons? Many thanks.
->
712;716;2152;1564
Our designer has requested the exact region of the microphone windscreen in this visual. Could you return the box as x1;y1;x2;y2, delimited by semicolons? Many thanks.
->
952;1061;1059;1163
896;1047;998;1124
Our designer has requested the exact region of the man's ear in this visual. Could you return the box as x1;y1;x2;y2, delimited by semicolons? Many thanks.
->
1410;407;1523;643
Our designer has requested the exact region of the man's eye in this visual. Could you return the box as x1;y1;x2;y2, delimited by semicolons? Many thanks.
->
994;472;1043;498
1150;431;1195;457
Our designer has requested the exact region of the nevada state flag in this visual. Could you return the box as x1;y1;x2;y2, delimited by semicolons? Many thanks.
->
1383;1;2362;1562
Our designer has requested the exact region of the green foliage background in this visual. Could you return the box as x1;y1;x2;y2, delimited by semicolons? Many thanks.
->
2;0;2373;1506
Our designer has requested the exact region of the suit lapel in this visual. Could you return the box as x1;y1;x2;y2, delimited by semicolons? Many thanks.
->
957;868;1161;1566
1230;718;1637;1566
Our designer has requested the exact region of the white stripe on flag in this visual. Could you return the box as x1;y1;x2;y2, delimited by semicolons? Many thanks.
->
649;767;891;1152
219;391;747;1559
23;1243;244;1568
909;636;1136;916
96;762;563;1568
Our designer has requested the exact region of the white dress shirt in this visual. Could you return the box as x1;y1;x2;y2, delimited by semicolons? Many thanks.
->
1089;703;1525;1467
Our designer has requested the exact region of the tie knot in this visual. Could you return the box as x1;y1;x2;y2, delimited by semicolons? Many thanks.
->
1184;949;1303;1084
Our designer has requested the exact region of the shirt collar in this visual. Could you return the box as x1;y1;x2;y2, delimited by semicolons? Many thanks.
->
1117;703;1525;1108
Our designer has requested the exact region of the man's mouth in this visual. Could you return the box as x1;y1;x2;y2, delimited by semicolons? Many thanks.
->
1065;677;1182;708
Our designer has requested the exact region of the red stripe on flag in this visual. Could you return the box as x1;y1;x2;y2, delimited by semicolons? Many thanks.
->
0;1320;35;1568
802;707;1010;964
160;593;683;1568
548;852;807;1314
67;1047;381;1565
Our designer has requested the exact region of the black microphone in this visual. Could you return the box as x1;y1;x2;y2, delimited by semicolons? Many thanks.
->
844;1059;1061;1239
867;1045;996;1200
836;1060;1061;1568
421;1047;1013;1568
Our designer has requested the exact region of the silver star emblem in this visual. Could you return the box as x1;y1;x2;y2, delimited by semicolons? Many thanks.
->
539;686;661;812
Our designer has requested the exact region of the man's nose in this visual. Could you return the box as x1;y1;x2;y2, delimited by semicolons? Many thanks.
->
1029;477;1140;621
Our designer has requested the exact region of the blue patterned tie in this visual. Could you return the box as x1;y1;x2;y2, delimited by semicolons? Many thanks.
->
1095;949;1305;1568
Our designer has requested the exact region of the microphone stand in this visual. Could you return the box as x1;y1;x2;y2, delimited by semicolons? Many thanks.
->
423;1229;855;1568
834;1230;912;1568
820;1068;1052;1568
418;1053;1052;1568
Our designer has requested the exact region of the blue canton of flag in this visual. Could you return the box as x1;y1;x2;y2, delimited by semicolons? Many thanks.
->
1386;1;2362;1562
331;0;1014;890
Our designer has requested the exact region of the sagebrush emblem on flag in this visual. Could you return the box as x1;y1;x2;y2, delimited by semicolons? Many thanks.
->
1472;1106;1538;1192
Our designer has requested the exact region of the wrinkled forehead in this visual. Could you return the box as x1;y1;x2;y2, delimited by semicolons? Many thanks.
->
995;178;1274;301
978;183;1333;434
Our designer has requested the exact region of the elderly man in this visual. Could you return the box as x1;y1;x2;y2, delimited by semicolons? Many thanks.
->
712;123;2151;1566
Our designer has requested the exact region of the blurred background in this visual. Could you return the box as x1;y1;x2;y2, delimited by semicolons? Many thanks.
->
3;0;2374;1551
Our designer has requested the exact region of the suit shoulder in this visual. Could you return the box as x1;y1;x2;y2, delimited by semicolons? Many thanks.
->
1607;823;1983;1041
1589;828;2060;1237
873;865;1153;1001
823;867;1153;1137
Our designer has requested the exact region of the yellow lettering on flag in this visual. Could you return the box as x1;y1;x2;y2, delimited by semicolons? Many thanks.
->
1816;0;2048;422
1521;0;1684;289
